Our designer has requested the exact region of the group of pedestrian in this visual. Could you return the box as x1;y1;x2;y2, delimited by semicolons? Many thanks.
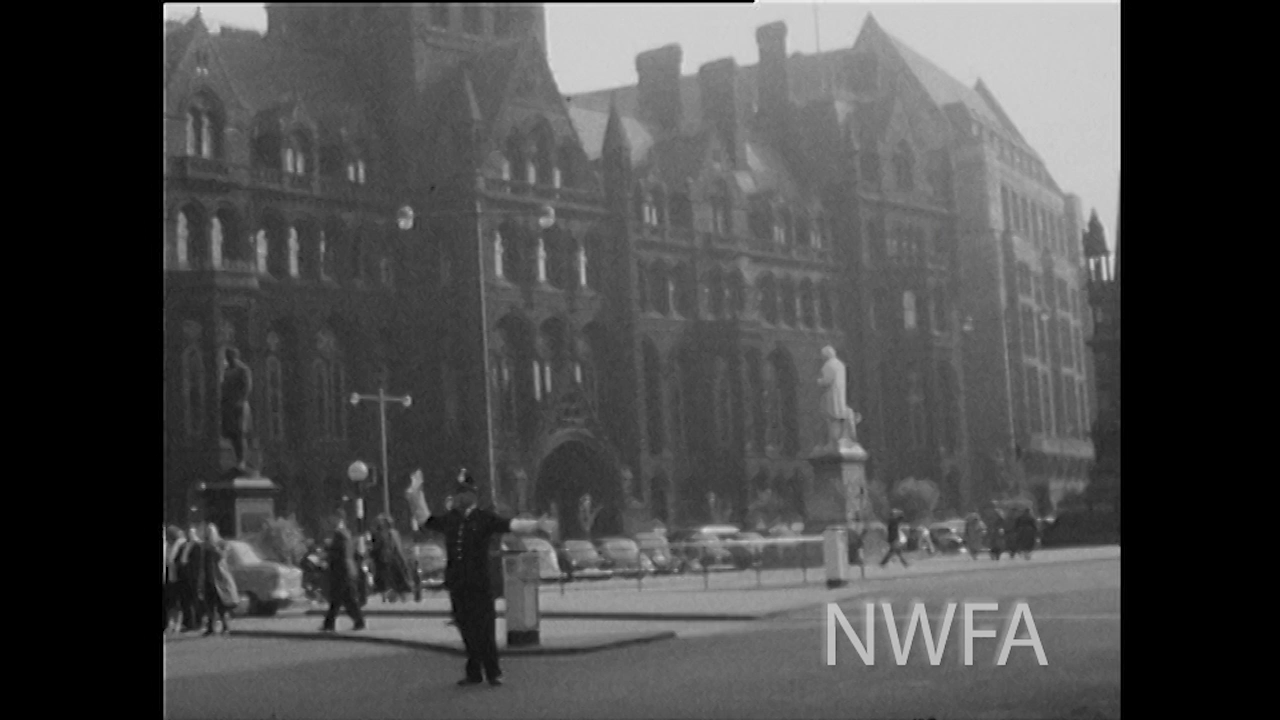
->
978;505;1040;560
163;522;240;637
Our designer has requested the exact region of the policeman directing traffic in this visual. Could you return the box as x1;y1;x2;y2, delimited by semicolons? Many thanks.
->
406;468;553;687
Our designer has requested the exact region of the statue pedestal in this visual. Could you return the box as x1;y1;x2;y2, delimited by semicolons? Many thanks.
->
806;442;870;527
201;471;279;539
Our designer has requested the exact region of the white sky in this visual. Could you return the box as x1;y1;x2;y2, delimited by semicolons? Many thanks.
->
164;2;1119;244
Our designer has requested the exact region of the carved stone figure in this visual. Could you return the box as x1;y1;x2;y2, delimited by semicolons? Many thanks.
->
220;347;253;470
817;346;858;451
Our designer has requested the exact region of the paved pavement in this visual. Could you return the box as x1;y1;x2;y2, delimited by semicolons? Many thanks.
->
201;545;1117;657
164;556;1121;719
308;545;1119;620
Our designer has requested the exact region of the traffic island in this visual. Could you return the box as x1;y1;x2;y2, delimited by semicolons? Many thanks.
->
226;624;678;657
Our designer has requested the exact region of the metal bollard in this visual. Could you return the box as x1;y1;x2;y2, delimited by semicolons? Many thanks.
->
504;551;541;647
824;528;850;589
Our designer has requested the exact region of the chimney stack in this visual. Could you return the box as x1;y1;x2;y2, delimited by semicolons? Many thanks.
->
636;44;684;135
756;22;791;133
698;58;743;167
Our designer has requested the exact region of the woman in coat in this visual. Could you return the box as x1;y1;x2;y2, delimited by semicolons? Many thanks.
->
1014;509;1039;559
200;523;240;636
372;515;413;600
963;514;985;560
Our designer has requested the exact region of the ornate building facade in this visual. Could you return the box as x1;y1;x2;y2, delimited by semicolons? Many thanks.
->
164;5;1096;535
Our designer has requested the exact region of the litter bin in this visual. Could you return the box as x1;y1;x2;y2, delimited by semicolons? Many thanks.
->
503;551;541;647
824;527;849;588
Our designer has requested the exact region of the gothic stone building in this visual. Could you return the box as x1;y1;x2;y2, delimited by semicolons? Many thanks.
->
164;5;1095;535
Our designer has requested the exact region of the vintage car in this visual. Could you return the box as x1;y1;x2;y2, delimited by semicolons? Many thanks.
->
408;542;447;590
634;532;684;574
223;540;307;617
517;536;570;583
596;537;654;578
557;540;613;580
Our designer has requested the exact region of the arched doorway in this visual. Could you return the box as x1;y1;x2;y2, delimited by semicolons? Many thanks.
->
534;435;623;539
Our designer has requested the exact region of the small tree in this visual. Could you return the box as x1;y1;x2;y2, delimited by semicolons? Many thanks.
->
892;477;941;524
254;514;311;566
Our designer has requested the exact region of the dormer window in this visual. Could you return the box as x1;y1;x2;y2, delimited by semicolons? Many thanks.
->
185;92;224;160
285;131;312;176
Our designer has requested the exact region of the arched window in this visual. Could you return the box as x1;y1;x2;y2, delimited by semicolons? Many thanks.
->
556;145;578;189
890;139;911;190
903;290;917;331
669;187;694;230
505;132;526;187
176;204;208;270
759;274;778;325
711;180;732;237
907;371;926;448
728;271;746;318
652;186;668;228
795;214;812;250
286;130;312;175
296;219;323;280
532;122;555;188
674;264;696;317
215;207;251;269
707;269;725;319
185;91;224;160
181;323;206;440
744;349;764;452
260;212;290;278
264;332;285;443
799;280;816;328
761;357;779;452
780;278;797;326
643;340;665;455
715;357;732;448
314;330;346;439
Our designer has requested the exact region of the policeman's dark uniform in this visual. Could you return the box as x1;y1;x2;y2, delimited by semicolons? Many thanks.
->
421;476;513;685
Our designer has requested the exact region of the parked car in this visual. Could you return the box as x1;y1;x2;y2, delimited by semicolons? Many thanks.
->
928;521;968;554
408;542;447;590
518;536;570;583
635;532;684;574
223;539;306;617
597;538;653;578
726;532;766;569
668;529;735;571
558;540;613;580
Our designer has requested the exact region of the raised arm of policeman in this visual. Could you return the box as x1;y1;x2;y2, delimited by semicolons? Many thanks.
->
407;469;554;536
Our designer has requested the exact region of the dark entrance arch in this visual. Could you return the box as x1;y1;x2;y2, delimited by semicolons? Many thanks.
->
534;436;623;539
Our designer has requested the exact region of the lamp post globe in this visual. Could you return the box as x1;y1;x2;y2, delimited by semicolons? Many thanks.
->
348;460;369;483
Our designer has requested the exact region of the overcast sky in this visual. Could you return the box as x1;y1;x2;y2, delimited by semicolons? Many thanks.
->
165;2;1119;245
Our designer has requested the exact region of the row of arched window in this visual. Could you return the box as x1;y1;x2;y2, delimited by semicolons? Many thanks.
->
642;340;802;458
180;89;369;185
636;261;834;328
177;325;350;445
493;224;597;290
168;203;395;287
747;196;827;248
492;315;603;444
501;124;587;191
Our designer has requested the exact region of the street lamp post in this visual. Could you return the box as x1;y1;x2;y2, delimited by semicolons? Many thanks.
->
347;460;369;533
350;389;412;520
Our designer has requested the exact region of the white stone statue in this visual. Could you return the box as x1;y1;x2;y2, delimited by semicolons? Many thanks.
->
818;346;859;451
536;237;548;284
287;227;300;278
210;216;224;268
577;245;588;288
494;231;505;279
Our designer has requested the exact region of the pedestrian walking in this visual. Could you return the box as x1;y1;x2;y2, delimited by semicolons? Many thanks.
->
200;523;239;636
1014;508;1038;559
407;468;552;687
371;514;412;601
986;506;1007;560
963;513;985;560
880;510;910;568
178;525;206;632
320;511;366;632
165;525;188;632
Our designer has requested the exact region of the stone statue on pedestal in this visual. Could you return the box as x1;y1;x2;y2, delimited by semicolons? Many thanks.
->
817;346;859;453
220;347;253;472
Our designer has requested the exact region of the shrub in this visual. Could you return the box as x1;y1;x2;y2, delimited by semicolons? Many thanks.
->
253;514;311;566
891;477;941;524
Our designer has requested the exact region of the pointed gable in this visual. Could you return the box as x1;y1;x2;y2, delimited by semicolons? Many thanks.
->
462;35;583;154
973;79;1028;146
